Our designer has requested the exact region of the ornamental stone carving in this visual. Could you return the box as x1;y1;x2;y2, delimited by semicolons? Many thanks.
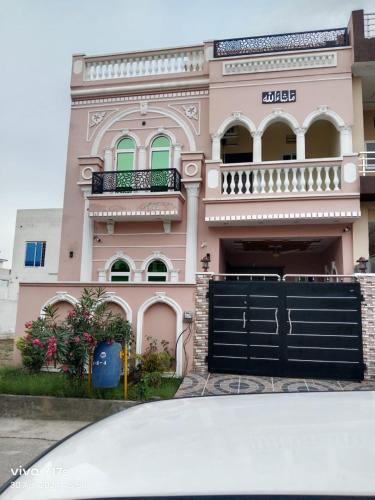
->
89;112;106;127
183;104;198;120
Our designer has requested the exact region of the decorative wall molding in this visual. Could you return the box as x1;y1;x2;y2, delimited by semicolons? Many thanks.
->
89;210;179;218
168;101;201;135
136;294;184;376
222;51;337;75
73;89;209;107
91;105;196;155
205;211;361;223
86;108;118;141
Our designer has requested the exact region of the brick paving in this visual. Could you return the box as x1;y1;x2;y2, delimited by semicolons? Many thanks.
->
175;373;375;397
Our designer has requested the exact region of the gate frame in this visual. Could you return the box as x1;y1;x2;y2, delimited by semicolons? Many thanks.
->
194;272;375;381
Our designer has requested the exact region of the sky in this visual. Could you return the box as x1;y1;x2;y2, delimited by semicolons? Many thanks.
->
0;0;373;266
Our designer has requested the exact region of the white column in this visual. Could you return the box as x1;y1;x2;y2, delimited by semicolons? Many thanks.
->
184;182;200;283
138;146;146;170
340;125;353;156
104;148;113;171
80;187;93;281
212;134;221;161
295;127;306;160
252;131;262;162
173;143;182;172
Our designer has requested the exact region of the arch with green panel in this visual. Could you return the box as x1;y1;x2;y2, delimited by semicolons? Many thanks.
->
150;135;171;191
116;137;136;191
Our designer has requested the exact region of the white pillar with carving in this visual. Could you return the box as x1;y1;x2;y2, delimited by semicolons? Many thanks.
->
80;187;93;281
252;131;262;162
184;182;200;283
295;127;306;160
173;143;182;172
212;134;221;161
340;125;353;156
104;148;113;171
138;146;146;170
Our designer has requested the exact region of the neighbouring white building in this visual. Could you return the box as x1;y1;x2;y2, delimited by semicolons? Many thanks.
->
0;209;62;339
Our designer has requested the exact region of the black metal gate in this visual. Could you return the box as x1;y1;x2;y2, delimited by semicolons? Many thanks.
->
208;279;364;380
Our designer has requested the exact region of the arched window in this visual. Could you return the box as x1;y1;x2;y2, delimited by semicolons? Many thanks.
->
150;135;171;191
116;137;136;191
110;260;130;282
147;260;168;282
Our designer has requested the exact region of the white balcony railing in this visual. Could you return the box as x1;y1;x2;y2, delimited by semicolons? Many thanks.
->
359;151;375;175
364;13;375;39
221;163;341;196
84;47;205;81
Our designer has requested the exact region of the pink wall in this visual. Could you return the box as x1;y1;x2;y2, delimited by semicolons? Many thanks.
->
142;303;176;354
14;283;195;374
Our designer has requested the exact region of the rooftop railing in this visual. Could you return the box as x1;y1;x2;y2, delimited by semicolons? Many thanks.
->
84;47;205;81
214;28;349;58
364;13;375;39
92;169;181;194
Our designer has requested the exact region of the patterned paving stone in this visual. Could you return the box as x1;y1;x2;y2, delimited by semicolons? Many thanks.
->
174;373;375;397
204;375;240;395
174;373;207;398
273;378;309;393
306;379;342;392
238;376;273;393
339;380;375;391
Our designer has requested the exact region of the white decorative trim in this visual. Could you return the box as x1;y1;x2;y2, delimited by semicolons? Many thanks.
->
185;182;200;283
302;106;346;130
168;101;201;135
103;252;137;273
81;166;94;180
80;187;93;282
72;89;209;107
40;293;78;316
140;252;174;273
184;162;199;177
163;221;172;233
205;211;361;223
71;78;209;98
100;293;133;323
258;109;300;134
110;130;141;149
213;112;257;161
91;105;196;155
86;108;118;142
88;210;179;218
136;294;184;376
144;128;177;148
222;51;337;75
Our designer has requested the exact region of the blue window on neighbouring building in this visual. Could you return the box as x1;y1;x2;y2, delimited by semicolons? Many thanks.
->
25;241;46;267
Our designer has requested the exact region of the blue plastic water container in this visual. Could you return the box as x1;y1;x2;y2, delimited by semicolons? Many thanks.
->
92;341;122;389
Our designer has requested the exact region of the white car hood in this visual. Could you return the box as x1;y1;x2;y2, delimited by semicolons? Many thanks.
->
2;391;375;499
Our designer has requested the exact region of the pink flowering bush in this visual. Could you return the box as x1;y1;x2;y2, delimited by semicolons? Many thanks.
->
17;288;132;379
16;305;68;373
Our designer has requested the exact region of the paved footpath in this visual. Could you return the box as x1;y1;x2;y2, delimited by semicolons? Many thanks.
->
175;373;375;397
0;418;90;486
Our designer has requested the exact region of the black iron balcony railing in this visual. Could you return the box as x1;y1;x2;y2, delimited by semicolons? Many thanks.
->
214;28;349;58
92;168;181;194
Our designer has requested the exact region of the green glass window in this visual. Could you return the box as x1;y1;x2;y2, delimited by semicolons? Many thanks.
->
110;260;130;282
147;260;168;282
150;135;171;191
151;136;170;148
116;137;135;191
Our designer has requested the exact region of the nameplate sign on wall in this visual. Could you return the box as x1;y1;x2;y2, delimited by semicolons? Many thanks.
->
262;90;296;104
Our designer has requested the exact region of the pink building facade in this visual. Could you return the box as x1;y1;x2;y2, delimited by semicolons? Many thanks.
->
14;10;375;376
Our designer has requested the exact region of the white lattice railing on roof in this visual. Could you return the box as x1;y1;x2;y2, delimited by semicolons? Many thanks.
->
364;13;375;38
84;47;205;81
221;162;342;196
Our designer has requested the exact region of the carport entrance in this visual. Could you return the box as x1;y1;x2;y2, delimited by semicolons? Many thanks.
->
208;278;364;380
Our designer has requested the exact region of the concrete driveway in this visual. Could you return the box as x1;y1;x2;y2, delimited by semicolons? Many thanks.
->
0;418;89;486
175;373;375;397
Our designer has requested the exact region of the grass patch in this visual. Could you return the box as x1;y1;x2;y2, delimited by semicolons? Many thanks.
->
0;367;182;401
